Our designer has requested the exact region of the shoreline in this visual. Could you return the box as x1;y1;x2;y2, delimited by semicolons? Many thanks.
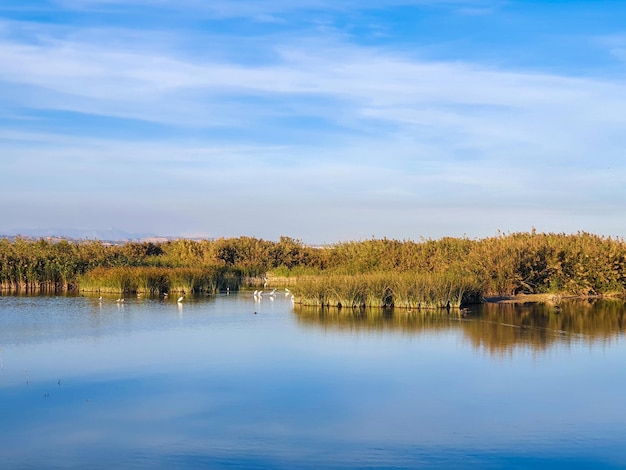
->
483;293;625;304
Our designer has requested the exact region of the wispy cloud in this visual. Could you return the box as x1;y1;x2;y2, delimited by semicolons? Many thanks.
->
52;0;496;16
600;34;626;63
1;1;625;241
3;25;625;165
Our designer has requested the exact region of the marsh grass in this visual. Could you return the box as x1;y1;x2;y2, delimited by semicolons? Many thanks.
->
3;232;626;300
78;266;232;294
292;272;482;309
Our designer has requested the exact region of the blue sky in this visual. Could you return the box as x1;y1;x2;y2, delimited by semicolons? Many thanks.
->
1;0;625;243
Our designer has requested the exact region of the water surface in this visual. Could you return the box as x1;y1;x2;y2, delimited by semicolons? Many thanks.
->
1;293;625;469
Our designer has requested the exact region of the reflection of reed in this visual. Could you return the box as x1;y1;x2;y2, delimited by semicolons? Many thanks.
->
294;300;626;355
295;305;466;334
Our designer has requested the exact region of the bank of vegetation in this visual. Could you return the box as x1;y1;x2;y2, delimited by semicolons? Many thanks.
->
1;231;625;307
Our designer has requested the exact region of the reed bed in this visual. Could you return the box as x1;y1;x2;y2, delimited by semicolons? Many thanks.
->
78;266;232;294
291;272;483;309
3;231;626;299
0;281;70;292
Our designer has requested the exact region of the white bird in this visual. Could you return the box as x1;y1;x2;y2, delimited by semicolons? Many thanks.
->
177;296;184;303
285;288;290;296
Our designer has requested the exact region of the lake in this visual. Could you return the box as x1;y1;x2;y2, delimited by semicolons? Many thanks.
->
1;292;625;469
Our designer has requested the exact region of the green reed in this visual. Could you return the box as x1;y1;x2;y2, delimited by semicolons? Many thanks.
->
3;231;626;298
291;271;482;309
78;266;234;294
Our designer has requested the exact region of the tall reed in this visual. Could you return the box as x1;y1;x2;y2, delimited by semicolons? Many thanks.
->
3;232;626;299
78;266;232;294
291;271;482;309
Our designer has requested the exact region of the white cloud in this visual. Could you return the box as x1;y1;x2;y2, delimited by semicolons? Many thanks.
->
597;34;626;62
2;27;625;145
1;4;626;242
52;0;496;17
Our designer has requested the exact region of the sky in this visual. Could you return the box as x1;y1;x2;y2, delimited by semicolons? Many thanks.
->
1;0;625;244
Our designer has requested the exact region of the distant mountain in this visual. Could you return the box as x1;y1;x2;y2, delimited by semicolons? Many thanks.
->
0;227;162;242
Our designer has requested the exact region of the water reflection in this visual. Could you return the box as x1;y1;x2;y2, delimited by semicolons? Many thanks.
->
294;299;626;355
2;293;626;468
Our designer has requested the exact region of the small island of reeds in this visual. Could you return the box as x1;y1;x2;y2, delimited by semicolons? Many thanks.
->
1;231;625;309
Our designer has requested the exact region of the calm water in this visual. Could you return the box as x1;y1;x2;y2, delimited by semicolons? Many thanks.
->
1;292;626;469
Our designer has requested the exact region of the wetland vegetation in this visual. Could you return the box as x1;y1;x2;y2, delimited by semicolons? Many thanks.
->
1;231;625;307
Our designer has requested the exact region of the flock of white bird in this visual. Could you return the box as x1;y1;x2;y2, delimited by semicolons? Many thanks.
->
101;294;185;303
254;287;294;303
98;289;294;305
